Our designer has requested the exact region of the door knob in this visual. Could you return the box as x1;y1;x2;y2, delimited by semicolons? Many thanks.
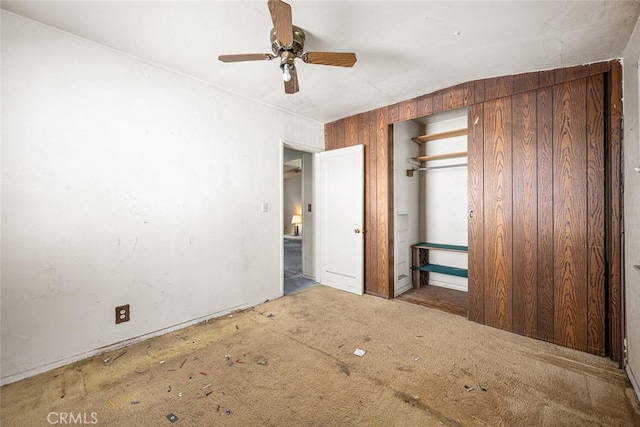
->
354;229;361;234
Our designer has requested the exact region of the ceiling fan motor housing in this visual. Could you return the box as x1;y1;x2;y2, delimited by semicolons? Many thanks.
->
271;25;305;58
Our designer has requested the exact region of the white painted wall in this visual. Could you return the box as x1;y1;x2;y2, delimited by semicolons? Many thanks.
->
623;15;640;399
421;110;469;292
0;12;324;385
393;121;420;296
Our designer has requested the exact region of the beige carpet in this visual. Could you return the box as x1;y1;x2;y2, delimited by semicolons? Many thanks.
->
2;285;639;426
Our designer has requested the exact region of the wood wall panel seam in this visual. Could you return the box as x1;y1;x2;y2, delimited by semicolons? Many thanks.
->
552;79;589;352
367;112;379;296
512;91;538;337
585;74;606;356
536;87;555;343
483;97;513;331
375;108;390;297
468;104;485;323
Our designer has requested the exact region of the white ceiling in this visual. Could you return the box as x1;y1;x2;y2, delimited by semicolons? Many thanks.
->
3;1;639;123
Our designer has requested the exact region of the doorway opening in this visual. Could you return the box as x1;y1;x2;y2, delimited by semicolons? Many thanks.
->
283;148;317;295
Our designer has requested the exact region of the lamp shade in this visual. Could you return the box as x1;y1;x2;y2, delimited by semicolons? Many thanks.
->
291;214;302;225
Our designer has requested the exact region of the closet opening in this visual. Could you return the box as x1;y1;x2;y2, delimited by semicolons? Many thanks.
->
393;107;469;316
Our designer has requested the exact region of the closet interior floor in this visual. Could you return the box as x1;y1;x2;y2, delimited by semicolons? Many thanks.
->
397;285;468;317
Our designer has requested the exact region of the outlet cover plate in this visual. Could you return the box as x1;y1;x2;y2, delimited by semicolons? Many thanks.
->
115;304;130;324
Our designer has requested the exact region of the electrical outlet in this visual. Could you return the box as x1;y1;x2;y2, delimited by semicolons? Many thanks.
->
115;304;130;324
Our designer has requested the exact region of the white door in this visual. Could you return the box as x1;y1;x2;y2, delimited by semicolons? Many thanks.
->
318;144;364;295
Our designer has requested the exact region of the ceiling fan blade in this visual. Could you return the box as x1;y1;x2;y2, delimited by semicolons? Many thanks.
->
303;52;357;67
284;67;299;94
268;0;293;46
218;53;275;63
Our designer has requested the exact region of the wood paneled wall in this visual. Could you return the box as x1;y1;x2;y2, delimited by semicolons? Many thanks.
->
324;108;393;298
468;76;607;355
324;60;623;363
386;62;612;124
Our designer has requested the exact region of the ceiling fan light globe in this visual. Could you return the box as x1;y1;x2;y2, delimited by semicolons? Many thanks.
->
282;64;292;82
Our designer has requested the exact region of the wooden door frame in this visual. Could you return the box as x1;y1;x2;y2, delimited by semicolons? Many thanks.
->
281;140;322;296
606;61;624;366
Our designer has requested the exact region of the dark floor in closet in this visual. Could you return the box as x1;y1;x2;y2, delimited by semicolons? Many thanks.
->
397;285;468;317
284;236;317;295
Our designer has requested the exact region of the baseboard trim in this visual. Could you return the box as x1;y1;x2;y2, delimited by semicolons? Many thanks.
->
429;279;468;293
394;282;413;297
627;364;640;401
0;295;276;386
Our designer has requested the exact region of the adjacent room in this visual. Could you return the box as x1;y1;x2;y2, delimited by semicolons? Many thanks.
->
283;147;316;295
2;1;640;425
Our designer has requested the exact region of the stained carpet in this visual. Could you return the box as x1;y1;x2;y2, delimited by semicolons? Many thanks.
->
2;285;639;426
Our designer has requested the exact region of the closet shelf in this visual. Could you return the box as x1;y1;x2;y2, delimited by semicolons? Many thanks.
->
412;151;468;162
413;242;468;252
412;264;468;278
411;128;467;144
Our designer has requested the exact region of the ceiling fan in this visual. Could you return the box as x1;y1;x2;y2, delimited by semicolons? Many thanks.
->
218;0;357;94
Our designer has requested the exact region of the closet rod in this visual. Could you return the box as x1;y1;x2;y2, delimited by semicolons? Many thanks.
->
406;163;467;176
416;163;467;171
